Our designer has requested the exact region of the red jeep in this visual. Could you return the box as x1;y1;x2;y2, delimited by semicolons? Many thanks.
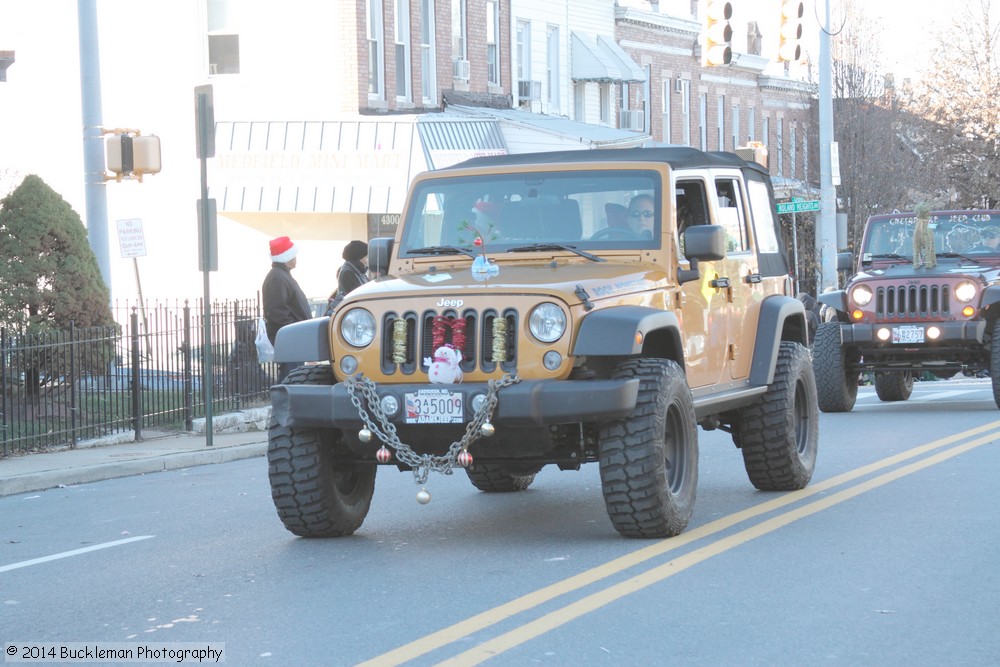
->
815;209;1000;411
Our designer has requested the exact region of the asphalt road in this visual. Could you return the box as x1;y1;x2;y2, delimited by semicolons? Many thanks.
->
2;378;999;666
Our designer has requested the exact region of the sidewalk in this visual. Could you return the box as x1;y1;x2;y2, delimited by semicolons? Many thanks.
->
0;408;271;497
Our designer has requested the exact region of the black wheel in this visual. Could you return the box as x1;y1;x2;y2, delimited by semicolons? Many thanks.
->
465;463;540;492
813;321;859;412
874;371;914;401
267;365;376;537
598;359;698;538
738;342;818;491
991;319;1000;409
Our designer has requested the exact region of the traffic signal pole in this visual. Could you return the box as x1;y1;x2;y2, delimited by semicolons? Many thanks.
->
77;0;111;291
817;0;838;291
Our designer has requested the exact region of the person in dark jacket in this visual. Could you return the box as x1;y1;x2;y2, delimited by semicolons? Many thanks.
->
262;236;311;382
324;240;369;316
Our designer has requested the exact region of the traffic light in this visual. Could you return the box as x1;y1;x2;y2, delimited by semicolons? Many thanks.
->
778;1;804;62
703;1;733;66
105;133;162;182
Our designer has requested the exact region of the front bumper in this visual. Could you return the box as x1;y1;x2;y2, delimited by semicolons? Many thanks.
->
270;378;641;430
839;320;985;346
836;319;987;368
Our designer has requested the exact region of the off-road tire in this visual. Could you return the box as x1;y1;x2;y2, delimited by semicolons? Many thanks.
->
813;321;859;412
991;319;1000;409
738;342;818;491
267;365;376;537
598;359;698;538
465;463;539;492
874;371;914;402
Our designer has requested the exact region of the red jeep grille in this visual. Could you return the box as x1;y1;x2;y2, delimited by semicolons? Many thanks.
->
875;284;950;320
380;309;518;375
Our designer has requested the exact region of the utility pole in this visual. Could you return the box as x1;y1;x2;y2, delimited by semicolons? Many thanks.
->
78;0;112;291
817;0;838;291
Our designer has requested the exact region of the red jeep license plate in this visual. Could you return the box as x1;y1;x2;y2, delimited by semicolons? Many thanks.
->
891;326;924;344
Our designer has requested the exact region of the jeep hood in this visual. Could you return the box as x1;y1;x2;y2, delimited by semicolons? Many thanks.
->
851;261;1000;283
342;262;666;307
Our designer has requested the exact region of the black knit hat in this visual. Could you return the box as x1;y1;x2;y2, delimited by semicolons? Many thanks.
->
343;240;368;261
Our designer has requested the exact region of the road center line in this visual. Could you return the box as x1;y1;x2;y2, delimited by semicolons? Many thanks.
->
438;434;997;666
358;420;1000;667
0;535;155;573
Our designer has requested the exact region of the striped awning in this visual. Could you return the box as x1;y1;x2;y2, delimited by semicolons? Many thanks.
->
209;117;506;214
571;33;646;83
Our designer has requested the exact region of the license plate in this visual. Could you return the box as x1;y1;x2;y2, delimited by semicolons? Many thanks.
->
404;389;464;424
892;325;925;344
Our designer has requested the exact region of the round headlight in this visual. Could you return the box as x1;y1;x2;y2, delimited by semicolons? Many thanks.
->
851;284;873;307
340;309;376;347
954;280;977;303
528;302;566;343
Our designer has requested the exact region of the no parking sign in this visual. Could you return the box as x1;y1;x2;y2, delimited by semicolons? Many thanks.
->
116;218;147;258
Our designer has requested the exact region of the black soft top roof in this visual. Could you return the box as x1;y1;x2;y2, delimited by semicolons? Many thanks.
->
866;209;1000;223
449;147;768;177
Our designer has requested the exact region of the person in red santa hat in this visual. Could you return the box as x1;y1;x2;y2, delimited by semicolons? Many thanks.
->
262;236;311;382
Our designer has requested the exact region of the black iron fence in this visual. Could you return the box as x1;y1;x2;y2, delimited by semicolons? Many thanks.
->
1;297;276;457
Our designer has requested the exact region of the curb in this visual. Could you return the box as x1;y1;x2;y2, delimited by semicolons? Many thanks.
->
0;442;268;497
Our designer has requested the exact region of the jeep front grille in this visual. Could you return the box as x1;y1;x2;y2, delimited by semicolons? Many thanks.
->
875;284;951;320
380;309;518;375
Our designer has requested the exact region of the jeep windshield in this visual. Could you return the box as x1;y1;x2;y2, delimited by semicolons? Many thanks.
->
861;212;1000;264
398;169;662;257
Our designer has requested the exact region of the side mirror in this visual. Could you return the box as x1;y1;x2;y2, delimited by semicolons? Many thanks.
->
836;251;854;272
368;237;394;277
684;225;727;261
678;225;727;284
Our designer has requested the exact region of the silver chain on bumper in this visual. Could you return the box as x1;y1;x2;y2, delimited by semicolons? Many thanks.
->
343;373;520;485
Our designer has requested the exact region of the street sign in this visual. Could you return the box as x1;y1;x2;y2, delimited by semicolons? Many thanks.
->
116;218;147;258
776;200;820;214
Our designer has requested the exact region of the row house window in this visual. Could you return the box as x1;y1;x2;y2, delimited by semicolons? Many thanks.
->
546;25;560;111
367;0;384;97
452;0;468;79
486;0;500;86
395;0;411;101
208;0;240;75
716;95;724;150
419;0;435;103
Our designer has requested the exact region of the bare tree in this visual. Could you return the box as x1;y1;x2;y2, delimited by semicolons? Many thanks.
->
903;0;1000;208
831;0;930;252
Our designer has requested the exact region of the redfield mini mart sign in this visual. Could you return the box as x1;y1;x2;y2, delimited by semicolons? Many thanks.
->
116;218;147;258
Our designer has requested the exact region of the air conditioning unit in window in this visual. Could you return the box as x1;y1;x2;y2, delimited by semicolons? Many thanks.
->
619;109;645;131
675;78;684;93
452;58;470;80
518;80;541;101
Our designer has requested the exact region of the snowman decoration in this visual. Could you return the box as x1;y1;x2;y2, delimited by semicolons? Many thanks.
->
425;345;463;384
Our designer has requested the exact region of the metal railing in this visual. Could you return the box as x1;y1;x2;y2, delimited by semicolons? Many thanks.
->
1;297;276;457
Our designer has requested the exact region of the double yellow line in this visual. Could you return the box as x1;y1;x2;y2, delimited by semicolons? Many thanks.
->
360;421;1000;667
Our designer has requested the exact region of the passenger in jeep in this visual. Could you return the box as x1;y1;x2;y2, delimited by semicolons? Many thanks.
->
968;226;1000;253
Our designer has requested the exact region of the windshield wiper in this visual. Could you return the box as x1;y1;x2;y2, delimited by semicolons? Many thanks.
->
408;245;479;259
506;243;605;262
936;251;981;264
867;253;908;261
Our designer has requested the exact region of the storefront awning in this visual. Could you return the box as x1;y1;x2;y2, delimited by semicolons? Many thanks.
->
208;117;507;215
571;32;646;83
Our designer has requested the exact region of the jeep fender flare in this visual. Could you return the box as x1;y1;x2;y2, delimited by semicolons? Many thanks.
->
574;305;683;364
818;289;848;320
980;285;1000;317
273;317;332;363
748;295;808;387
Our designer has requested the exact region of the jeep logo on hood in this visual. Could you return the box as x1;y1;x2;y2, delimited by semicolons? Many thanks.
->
436;298;464;308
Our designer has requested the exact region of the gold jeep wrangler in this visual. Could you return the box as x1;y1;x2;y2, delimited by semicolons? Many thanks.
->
268;147;819;539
